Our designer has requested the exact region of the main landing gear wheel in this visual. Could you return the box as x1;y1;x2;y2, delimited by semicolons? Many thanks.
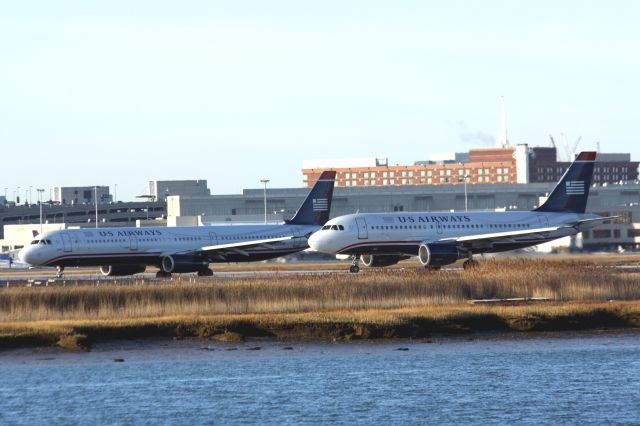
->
197;268;214;277
156;270;172;278
463;258;479;270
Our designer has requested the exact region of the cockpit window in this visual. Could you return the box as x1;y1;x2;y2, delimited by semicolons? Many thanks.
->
30;239;40;245
338;225;344;230
330;225;338;230
321;225;331;230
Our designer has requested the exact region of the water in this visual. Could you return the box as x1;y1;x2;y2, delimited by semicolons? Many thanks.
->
1;333;639;425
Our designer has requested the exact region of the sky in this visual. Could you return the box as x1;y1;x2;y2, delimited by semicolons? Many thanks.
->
1;1;639;202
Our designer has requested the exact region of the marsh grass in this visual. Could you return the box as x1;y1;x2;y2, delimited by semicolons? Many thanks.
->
1;259;639;323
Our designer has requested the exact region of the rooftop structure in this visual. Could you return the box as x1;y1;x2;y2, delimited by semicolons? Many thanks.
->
148;180;210;201
54;186;112;205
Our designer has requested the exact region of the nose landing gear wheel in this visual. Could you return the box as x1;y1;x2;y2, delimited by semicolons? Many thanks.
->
349;255;360;273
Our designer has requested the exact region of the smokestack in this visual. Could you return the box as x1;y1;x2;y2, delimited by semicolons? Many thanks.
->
496;96;508;148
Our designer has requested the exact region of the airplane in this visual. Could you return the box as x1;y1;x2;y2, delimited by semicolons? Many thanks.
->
18;171;336;277
309;152;615;272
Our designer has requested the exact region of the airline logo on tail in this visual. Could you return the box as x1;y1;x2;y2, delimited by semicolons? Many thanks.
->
566;181;585;195
313;198;329;211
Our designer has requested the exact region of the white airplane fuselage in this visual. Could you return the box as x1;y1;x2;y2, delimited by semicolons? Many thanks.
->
19;223;318;268
309;211;601;256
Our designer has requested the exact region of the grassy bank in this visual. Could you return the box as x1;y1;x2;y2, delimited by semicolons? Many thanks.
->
1;258;639;350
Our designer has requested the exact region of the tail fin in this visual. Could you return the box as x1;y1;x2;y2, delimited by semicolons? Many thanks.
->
286;171;336;225
534;151;596;213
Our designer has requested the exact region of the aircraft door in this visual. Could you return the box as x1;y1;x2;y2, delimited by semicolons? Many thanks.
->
129;236;138;251
61;233;72;252
436;221;443;235
355;218;369;239
209;232;218;245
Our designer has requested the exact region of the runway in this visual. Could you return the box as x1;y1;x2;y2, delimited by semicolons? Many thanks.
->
0;266;390;286
1;259;638;287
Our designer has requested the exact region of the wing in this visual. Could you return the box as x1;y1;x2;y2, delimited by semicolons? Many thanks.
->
159;236;301;261
199;236;295;252
434;215;618;252
435;226;572;252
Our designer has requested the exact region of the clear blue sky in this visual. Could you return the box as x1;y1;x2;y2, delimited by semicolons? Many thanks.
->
1;1;639;201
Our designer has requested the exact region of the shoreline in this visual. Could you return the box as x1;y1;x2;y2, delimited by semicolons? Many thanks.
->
2;301;639;351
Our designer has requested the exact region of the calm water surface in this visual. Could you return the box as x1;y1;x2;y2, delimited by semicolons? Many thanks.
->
1;333;639;425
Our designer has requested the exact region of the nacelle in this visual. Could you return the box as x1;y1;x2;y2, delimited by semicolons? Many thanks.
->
161;254;209;274
418;243;460;267
361;254;409;268
100;265;146;276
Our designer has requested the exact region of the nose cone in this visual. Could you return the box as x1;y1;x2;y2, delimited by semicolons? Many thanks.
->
18;247;30;264
308;230;335;254
308;232;324;252
18;246;37;265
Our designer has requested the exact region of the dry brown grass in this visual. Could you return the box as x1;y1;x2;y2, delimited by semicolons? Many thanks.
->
1;258;639;323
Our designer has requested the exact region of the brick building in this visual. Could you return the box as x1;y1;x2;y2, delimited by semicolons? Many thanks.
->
303;146;638;188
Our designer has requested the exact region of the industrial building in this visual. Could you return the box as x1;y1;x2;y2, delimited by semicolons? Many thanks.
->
302;146;639;188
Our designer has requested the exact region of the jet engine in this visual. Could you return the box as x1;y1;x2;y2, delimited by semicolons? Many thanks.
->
418;243;461;267
100;265;146;276
161;254;209;274
361;254;410;268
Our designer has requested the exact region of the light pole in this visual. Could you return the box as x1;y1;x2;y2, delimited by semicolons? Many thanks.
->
28;186;32;204
114;184;117;203
3;187;7;204
94;186;99;228
16;186;20;204
458;175;470;212
37;189;45;234
260;179;270;224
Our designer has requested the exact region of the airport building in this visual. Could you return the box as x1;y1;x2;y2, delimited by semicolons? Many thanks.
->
302;146;639;188
167;180;640;252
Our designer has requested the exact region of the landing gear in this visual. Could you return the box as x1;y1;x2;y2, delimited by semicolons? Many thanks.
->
156;270;172;278
463;252;479;270
197;268;214;277
349;256;360;273
56;265;64;278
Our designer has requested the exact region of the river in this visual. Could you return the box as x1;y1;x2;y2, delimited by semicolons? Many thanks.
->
1;332;639;425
